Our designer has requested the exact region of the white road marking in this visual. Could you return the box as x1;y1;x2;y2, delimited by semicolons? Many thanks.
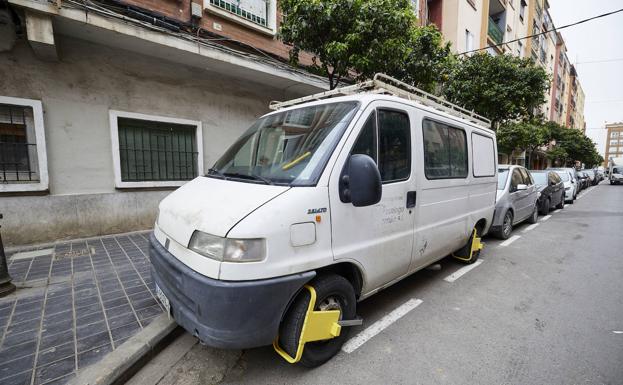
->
551;209;560;214
540;215;552;222
522;223;539;233
613;331;623;334
342;298;423;353
500;235;521;247
443;259;484;283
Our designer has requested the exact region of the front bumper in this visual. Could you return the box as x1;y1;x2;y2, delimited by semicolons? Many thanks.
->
149;234;315;349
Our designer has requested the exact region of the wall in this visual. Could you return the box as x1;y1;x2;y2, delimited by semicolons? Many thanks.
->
0;35;294;246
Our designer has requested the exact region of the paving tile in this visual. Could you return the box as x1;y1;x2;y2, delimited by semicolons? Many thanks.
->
14;299;44;315
103;296;129;309
40;372;75;385
0;340;37;362
110;321;140;341
0;369;32;385
74;303;102;318
0;300;16;312
76;321;107;340
41;318;73;336
136;305;162;321
131;296;158;311
124;285;147;295
99;289;124;301
73;295;100;309
77;343;112;369
75;311;104;326
34;355;75;385
10;308;42;323
77;331;110;353
105;304;132;318
40;330;73;351
3;329;38;347
37;342;75;367
6;317;41;335
43;310;73;326
107;312;138;330
0;354;35;379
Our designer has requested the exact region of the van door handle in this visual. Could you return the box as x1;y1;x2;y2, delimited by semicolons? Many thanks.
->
406;191;417;208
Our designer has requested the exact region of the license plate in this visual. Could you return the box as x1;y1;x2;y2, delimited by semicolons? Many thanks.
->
155;284;171;317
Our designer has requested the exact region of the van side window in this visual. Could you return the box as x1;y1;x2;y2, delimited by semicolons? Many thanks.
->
351;112;377;161
423;119;468;179
378;109;410;182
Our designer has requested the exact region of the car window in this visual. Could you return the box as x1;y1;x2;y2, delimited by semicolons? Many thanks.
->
531;172;547;186
511;169;523;191
518;168;531;185
423;119;468;179
497;169;509;190
378;109;411;182
351;109;411;183
555;171;570;182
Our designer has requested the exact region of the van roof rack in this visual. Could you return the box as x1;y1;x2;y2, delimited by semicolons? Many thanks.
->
269;73;491;128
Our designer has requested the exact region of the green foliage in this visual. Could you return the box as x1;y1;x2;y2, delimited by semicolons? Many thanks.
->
497;120;549;166
443;53;550;127
279;0;451;91
545;121;603;167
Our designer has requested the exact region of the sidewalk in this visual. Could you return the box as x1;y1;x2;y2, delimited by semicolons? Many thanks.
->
0;231;165;385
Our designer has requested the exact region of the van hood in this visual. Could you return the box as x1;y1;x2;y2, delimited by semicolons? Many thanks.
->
157;177;289;246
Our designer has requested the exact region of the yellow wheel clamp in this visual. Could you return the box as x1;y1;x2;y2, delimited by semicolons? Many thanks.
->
273;285;362;364
452;228;484;262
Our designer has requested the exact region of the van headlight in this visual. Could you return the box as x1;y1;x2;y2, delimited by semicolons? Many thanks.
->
188;230;265;262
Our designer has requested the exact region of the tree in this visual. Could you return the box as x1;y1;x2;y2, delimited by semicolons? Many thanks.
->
546;121;603;167
442;53;549;127
497;120;549;167
279;0;452;91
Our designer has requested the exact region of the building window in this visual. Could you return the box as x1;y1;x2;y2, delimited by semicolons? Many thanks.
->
517;40;523;58
109;111;203;188
423;119;468;179
519;0;526;22
204;0;276;35
0;96;48;193
465;29;474;53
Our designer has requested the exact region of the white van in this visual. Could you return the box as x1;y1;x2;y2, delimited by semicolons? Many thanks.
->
151;75;497;367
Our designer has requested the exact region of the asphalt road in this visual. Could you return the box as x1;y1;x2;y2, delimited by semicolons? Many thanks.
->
128;182;623;385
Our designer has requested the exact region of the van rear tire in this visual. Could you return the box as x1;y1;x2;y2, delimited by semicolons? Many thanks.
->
278;274;356;368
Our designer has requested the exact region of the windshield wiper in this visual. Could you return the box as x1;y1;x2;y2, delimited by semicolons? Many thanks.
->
223;172;273;185
206;168;226;179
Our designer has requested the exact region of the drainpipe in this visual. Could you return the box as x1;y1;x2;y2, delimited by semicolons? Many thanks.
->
0;214;16;298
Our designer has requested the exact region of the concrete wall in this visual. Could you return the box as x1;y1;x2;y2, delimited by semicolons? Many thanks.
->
0;35;296;246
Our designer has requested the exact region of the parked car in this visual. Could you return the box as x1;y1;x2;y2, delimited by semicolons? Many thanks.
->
492;165;539;239
576;171;589;190
584;169;597;186
548;168;578;203
531;170;565;213
150;76;498;367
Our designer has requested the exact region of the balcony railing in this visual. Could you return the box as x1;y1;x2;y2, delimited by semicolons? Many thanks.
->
488;18;504;45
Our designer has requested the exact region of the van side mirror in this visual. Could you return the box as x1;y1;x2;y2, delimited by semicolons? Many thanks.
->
339;154;382;207
516;184;527;191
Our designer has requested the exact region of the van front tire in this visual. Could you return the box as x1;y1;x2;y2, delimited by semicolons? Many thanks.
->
278;274;356;368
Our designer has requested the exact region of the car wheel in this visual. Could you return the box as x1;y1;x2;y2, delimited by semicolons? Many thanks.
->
539;198;550;215
278;274;356;368
556;193;564;209
495;211;513;239
527;205;538;224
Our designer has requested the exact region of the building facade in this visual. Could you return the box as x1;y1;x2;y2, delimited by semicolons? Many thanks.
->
604;123;623;165
0;0;326;246
421;0;586;167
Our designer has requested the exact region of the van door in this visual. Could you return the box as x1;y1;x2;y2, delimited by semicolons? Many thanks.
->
330;103;416;293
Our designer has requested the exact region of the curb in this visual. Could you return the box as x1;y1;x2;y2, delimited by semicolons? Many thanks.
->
69;314;179;385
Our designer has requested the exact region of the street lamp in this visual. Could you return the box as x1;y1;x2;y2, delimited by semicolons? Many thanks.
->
0;214;16;297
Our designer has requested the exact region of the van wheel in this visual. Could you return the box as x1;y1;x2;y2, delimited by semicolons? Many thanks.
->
527;205;538;224
495;211;513;239
452;227;481;264
278;274;356;368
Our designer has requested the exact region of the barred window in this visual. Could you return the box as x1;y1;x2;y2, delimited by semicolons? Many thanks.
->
0;104;39;183
111;111;203;188
208;0;272;29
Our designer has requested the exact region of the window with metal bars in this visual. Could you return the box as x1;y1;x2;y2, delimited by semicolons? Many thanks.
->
0;104;39;183
209;0;268;27
117;118;198;182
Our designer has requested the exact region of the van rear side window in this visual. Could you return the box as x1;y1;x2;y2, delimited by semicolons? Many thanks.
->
471;133;495;177
423;119;468;179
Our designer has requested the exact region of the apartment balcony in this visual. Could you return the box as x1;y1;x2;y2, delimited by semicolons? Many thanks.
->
488;17;504;45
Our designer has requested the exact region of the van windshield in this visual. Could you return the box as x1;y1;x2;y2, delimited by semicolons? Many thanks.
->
209;102;359;186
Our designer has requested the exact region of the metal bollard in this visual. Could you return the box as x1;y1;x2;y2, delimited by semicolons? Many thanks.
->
0;214;16;297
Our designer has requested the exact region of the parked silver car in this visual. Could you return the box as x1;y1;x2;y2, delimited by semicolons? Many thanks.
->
548;168;578;203
492;165;539;239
